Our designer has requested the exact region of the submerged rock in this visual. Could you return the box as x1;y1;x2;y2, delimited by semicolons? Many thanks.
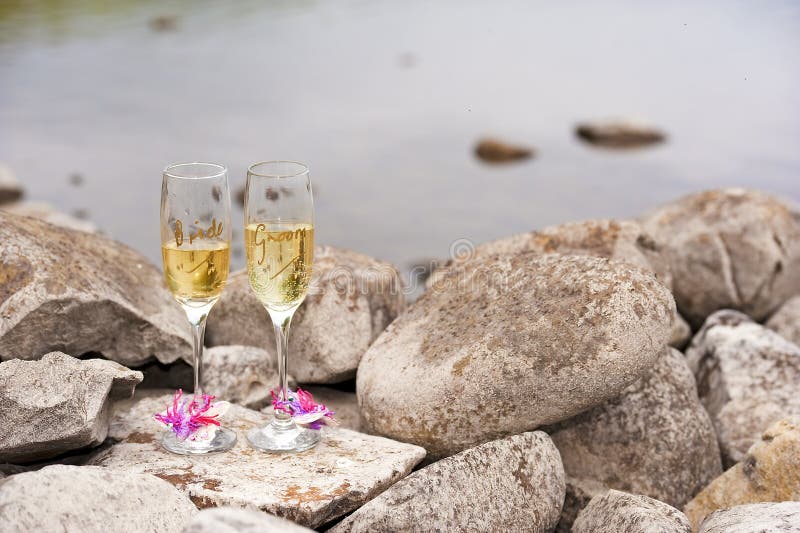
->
572;490;691;533
358;253;674;459
575;120;665;148
698;502;800;533
331;431;564;532
474;138;534;163
183;507;313;533
0;352;142;463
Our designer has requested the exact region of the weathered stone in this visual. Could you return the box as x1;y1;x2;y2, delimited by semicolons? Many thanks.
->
0;352;142;463
202;345;282;410
575;120;666;148
359;253;674;459
640;188;800;327
207;246;405;384
684;418;800;530
332;431;564;533
1;201;97;233
698;502;800;533
0;212;191;366
302;386;361;432
766;294;800;346
183;507;313;533
685;310;800;466
572;490;691;533
0;464;196;533
548;347;721;530
88;391;426;529
671;312;692;349
0;164;23;205
474;138;534;162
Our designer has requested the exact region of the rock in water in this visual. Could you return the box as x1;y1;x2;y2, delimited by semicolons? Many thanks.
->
0;464;196;533
207;246;405;383
766;294;800;345
0;163;23;204
640;188;800;327
0;352;142;463
358;253;674;459
698;502;800;533
575;120;665;148
89;391;426;529
474;138;534;162
685;310;800;466
183;507;313;533
0;212;191;365
202;345;281;410
331;431;565;532
572;490;691;533
547;347;721;529
684;418;800;530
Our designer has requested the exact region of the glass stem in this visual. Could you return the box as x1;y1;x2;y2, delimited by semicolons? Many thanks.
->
191;319;206;397
271;309;294;425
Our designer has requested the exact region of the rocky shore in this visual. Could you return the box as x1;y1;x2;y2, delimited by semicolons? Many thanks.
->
1;180;800;532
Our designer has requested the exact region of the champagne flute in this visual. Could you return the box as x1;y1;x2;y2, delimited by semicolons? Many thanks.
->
244;160;318;453
160;162;237;454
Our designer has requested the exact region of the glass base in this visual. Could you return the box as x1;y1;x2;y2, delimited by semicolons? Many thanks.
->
246;419;321;453
161;427;237;455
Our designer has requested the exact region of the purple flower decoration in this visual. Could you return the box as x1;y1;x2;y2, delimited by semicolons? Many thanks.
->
271;388;337;430
154;389;230;442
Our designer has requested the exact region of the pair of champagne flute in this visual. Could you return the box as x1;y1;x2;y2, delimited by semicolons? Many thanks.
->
160;161;315;455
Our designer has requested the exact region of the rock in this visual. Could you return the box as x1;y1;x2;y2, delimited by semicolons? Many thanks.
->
685;310;800;466
207;246;405;384
358;252;674;459
684;418;800;530
0;163;23;205
1;201;97;233
698;502;800;533
331;431;564;532
572;490;691;533
766;294;800;345
88;391;426;529
0;352;142;463
575;120;665;148
301;386;361;432
202;345;283;410
547;347;721;530
670;312;692;349
0;464;196;533
473;138;534;162
640;188;800;327
183;507;313;533
0;212;191;365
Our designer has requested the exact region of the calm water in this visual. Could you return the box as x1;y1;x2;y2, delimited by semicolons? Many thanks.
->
1;1;799;273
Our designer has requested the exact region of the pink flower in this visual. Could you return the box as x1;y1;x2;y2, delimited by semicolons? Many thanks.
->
154;389;230;441
271;388;337;430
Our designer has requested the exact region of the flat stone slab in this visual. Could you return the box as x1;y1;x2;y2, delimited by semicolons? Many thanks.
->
88;391;426;528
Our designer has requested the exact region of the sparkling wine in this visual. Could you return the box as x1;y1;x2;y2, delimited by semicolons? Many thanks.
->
245;222;314;310
161;241;230;301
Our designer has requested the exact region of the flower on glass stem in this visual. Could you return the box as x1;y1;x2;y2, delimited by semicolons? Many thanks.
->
154;389;230;442
271;387;337;430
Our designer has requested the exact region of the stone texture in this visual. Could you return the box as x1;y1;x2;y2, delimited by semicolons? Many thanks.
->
0;163;23;205
0;464;196;533
331;431;565;533
766;294;800;346
1;201;97;233
207;246;405;383
0;352;142;463
183;507;313;533
684;418;800;530
359;252;674;459
203;345;282;410
88;391;426;529
640;188;800;327
572;490;691;533
575;120;666;148
302;386;361;432
698;502;800;533
685;310;800;466
473;138;534;162
0;212;191;365
547;347;721;530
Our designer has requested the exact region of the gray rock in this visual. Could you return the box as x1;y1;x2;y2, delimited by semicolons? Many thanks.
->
0;352;142;463
0;464;196;533
1;201;97;233
685;310;800;466
203;345;282;410
0;212;191;366
640;188;800;327
547;347;721;530
699;502;800;533
575;120;666;148
207;246;405;384
0;164;23;205
670;312;692;349
300;386;361;432
183;507;313;533
766;294;800;346
88;391;426;529
331;431;565;533
358;253;674;459
572;490;691;533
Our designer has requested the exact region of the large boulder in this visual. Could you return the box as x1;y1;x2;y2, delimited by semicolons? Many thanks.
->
766;294;800;345
572;490;691;533
547;347;721;530
684;418;800;530
331;431;565;532
0;464;196;533
358;252;674;459
698;502;800;533
0;212;190;365
0;352;142;463
686;310;800;466
207;246;405;384
183;507;313;533
640;188;800;327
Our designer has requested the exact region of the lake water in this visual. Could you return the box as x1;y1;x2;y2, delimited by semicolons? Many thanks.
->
2;0;799;276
